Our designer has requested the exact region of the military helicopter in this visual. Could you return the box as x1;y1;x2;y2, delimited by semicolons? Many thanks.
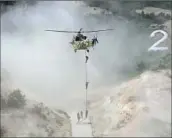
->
45;28;114;53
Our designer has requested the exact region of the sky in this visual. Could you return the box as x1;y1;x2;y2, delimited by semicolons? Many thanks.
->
1;1;152;110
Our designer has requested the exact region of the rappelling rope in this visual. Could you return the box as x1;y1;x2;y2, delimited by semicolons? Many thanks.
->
84;50;89;111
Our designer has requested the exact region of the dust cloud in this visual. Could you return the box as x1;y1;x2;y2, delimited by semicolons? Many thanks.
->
1;1;152;110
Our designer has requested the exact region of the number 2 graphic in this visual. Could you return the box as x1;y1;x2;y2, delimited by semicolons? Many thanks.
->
148;30;168;52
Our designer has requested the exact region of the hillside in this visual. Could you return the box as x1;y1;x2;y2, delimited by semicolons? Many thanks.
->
88;69;171;137
85;1;171;17
84;3;171;137
1;1;171;137
1;70;72;137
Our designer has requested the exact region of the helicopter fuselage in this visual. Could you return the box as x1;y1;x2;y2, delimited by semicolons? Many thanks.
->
72;39;94;51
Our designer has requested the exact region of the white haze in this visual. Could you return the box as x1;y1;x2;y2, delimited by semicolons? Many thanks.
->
1;1;152;110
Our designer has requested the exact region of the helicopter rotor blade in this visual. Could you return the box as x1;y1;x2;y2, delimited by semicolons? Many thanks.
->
81;28;115;33
45;30;78;33
45;28;115;33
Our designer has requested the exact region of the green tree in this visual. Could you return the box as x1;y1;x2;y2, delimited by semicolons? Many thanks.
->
1;95;7;109
7;89;26;108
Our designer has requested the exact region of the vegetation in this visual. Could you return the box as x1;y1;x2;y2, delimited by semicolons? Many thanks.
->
151;53;171;71
0;0;37;14
0;0;37;6
141;1;172;10
136;61;147;73
139;11;171;24
85;1;171;21
85;1;172;10
0;126;7;137
7;89;26;108
31;103;48;121
1;88;27;110
0;1;16;6
1;95;7;109
56;109;70;119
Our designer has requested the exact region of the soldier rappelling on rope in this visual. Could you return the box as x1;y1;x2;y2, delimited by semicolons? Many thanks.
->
85;55;89;63
45;28;115;124
85;81;89;90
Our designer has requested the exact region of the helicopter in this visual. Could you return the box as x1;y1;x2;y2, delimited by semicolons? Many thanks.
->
45;28;115;53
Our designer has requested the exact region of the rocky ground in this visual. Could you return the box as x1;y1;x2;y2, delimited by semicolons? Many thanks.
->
86;4;171;137
88;69;171;137
1;1;171;137
1;104;72;137
1;69;72;137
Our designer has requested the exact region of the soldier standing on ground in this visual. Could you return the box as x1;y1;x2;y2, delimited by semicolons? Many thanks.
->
85;109;88;119
77;112;80;122
80;111;83;119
